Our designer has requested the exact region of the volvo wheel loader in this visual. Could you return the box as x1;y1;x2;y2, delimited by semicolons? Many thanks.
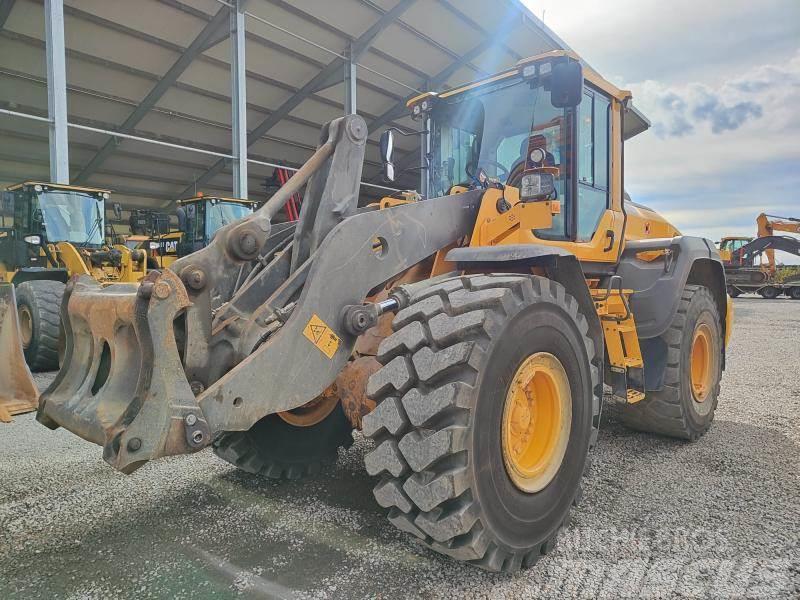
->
0;182;148;373
2;51;731;571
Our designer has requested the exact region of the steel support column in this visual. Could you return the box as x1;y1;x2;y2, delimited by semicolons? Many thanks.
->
45;0;68;183
344;45;357;115
230;0;248;199
180;0;417;198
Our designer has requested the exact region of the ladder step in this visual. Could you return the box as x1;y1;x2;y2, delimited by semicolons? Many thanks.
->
626;389;645;404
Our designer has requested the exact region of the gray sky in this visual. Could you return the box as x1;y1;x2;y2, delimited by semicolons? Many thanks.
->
522;0;800;261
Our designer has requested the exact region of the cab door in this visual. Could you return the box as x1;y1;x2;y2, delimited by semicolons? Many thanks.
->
574;87;622;263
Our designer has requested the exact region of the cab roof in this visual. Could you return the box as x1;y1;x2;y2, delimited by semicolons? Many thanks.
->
6;181;111;195
407;50;651;141
178;195;257;206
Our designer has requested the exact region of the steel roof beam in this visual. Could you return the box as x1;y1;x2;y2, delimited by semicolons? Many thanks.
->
367;12;522;135
180;0;417;197
0;0;15;30
0;31;399;140
74;5;236;184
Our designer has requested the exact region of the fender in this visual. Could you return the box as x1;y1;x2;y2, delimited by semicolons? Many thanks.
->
616;236;727;340
11;267;69;285
446;244;604;398
617;236;728;391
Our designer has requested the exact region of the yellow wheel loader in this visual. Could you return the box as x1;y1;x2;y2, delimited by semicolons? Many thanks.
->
123;196;257;270
4;51;731;570
0;182;147;372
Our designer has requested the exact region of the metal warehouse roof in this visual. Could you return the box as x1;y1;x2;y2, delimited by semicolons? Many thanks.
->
0;0;572;216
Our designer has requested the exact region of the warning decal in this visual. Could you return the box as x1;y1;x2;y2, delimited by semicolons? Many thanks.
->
303;314;340;359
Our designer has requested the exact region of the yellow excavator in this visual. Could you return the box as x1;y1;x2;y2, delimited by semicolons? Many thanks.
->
1;50;731;570
719;213;800;298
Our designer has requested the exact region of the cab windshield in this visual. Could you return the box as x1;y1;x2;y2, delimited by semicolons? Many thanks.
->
37;191;105;246
430;76;570;236
205;201;253;239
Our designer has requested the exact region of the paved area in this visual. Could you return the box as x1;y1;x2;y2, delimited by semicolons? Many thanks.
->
1;296;798;599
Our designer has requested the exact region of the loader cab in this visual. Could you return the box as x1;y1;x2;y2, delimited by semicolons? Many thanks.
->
0;182;109;273
383;51;652;266
175;195;256;257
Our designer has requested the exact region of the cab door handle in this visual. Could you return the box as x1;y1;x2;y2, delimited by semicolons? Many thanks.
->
603;229;615;252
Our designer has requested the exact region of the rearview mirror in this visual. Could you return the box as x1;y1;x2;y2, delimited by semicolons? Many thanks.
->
550;60;583;108
379;129;395;182
112;202;122;220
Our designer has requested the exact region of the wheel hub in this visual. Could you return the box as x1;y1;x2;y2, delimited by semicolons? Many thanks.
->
277;384;339;427
690;323;714;403
502;352;572;493
18;305;32;349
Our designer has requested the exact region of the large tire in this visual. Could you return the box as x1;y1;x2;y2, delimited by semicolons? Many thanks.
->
616;285;722;440
759;286;779;299
789;286;800;300
726;285;740;298
363;274;600;572
213;404;354;479
16;280;64;372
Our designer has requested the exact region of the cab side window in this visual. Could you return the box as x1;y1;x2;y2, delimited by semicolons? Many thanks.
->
577;89;610;242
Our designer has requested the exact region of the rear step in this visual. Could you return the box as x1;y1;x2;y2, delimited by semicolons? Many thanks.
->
0;283;40;422
36;271;208;473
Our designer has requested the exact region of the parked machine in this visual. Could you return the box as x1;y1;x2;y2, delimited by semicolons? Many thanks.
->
1;51;731;571
123;196;257;270
719;213;800;298
0;182;147;371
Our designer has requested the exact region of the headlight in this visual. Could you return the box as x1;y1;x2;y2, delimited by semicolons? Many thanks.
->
34;185;43;192
102;192;110;199
520;172;555;201
529;148;546;164
149;241;159;250
521;64;536;79
412;104;421;116
23;235;41;245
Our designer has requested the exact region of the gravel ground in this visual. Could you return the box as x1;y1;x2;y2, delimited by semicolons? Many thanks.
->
1;296;798;599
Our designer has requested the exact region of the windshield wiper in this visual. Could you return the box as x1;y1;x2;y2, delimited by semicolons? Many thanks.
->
79;201;103;247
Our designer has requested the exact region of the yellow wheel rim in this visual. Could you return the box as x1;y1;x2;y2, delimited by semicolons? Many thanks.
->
502;352;572;493
277;386;339;427
18;305;32;349
690;323;713;403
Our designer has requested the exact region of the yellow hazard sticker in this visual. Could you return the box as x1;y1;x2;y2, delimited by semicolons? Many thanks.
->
303;314;340;359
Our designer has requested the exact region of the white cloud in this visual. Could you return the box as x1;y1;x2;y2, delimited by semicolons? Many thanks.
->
624;51;800;195
521;1;800;262
524;0;800;83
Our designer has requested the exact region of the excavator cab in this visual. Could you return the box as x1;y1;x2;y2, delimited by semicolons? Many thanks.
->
718;236;754;266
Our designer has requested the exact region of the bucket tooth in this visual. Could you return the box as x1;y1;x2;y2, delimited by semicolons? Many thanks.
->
0;283;40;422
37;271;207;473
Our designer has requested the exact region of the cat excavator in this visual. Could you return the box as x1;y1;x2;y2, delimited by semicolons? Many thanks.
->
0;51;731;570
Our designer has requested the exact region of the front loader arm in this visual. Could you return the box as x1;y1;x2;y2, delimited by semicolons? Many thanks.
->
197;189;482;432
33;113;484;472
